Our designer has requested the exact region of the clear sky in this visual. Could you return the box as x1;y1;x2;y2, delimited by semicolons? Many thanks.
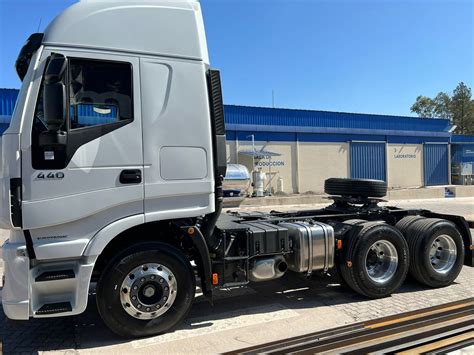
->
0;0;472;116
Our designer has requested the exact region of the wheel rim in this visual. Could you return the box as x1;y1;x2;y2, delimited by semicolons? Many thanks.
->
429;235;457;274
120;263;177;320
364;240;398;284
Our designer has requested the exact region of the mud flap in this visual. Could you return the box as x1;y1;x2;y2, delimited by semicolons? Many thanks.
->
182;226;213;304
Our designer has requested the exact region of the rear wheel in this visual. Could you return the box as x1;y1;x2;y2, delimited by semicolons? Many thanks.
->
396;217;464;287
339;222;409;298
96;242;195;338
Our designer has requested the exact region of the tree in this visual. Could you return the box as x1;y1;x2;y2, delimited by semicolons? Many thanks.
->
433;92;452;120
410;96;435;118
451;82;473;134
410;82;474;134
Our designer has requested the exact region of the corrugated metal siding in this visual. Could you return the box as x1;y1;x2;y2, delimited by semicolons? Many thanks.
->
451;134;474;143
75;104;117;118
0;123;9;134
350;142;386;181
0;89;453;139
451;144;474;163
0;89;117;127
0;89;18;116
224;105;451;132
71;104;118;126
0;89;19;124
424;144;449;185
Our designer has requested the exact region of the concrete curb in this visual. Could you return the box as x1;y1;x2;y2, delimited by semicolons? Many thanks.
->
237;186;474;207
450;185;474;198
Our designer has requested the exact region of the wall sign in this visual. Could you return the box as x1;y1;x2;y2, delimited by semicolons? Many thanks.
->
256;160;285;167
393;147;417;159
463;147;474;157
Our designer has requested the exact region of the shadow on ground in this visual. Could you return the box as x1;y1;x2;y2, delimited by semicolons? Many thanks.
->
0;272;440;354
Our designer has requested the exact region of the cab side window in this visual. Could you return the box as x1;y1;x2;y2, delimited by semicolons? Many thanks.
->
32;56;134;169
69;59;133;129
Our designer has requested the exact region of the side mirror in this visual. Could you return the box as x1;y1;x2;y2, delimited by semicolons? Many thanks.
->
43;54;67;132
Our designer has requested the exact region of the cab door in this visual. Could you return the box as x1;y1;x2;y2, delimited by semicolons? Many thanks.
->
21;50;143;231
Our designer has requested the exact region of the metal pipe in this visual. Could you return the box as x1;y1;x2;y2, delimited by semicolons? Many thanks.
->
200;174;224;254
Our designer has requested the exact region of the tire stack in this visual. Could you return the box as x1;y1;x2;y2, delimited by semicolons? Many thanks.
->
324;178;387;198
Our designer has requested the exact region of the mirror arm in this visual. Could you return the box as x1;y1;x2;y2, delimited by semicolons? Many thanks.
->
38;130;67;148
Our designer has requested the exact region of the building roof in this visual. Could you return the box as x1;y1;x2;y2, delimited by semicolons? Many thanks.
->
224;104;452;133
2;88;472;144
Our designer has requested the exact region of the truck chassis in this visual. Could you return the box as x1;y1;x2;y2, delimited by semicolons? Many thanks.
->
90;188;473;337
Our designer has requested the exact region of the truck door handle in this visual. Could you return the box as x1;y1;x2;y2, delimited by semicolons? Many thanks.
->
120;169;142;184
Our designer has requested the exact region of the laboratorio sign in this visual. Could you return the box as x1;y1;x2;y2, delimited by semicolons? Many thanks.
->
394;154;417;159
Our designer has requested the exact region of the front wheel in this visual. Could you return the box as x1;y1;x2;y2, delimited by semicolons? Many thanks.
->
96;242;195;338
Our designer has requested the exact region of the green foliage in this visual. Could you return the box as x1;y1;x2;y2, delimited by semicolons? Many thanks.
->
410;96;436;118
410;82;474;134
433;92;452;120
451;82;474;134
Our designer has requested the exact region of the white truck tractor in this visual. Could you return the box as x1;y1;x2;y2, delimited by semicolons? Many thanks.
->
1;0;473;338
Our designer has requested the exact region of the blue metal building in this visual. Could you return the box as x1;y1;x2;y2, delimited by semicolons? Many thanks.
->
224;105;452;188
0;89;18;133
451;135;474;163
450;134;474;185
1;88;473;192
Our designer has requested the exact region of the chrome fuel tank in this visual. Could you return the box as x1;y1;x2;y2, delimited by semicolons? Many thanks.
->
279;221;335;274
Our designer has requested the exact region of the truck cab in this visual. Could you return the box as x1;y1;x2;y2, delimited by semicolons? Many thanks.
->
1;0;225;332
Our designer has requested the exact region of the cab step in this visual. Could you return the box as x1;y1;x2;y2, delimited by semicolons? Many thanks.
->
36;302;72;315
35;269;75;282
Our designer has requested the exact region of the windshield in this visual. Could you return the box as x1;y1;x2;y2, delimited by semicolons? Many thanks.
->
15;33;44;81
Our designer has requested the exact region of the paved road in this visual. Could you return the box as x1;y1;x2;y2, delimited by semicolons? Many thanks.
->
0;198;473;354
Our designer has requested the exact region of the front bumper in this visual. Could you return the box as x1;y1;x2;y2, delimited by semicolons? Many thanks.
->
1;240;30;320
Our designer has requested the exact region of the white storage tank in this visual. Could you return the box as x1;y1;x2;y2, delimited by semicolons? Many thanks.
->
252;170;266;197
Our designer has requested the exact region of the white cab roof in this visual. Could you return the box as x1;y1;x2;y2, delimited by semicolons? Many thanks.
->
43;0;209;63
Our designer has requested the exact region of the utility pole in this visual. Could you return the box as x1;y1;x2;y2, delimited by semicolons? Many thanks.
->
272;90;275;108
247;134;256;170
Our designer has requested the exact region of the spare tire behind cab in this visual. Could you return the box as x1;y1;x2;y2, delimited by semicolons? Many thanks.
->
324;178;387;198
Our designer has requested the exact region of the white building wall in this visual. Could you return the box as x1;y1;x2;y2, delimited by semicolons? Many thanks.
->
299;142;349;193
233;141;297;194
387;144;423;188
226;139;429;194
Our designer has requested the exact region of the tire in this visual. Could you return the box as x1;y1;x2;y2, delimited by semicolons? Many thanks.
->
394;215;425;233
339;222;409;298
96;242;196;338
395;217;464;287
324;178;387;198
